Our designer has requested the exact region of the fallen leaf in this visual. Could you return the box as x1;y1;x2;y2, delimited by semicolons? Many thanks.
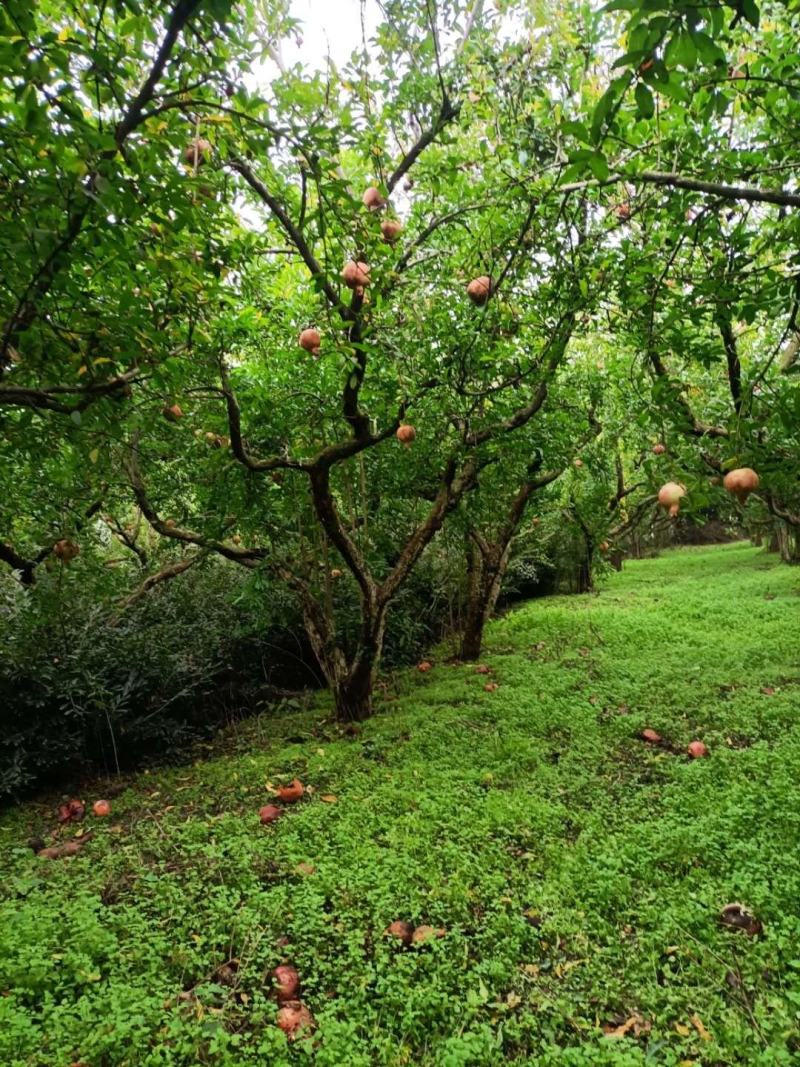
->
603;1013;650;1039
674;1022;691;1037
320;794;337;803
690;1014;711;1041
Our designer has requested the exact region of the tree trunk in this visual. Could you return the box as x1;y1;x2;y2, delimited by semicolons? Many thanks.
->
459;539;511;661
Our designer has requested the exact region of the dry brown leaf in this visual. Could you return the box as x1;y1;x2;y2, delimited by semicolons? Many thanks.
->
320;794;337;803
690;1014;711;1041
604;1013;650;1039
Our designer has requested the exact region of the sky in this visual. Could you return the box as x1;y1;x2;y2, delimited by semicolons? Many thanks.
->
277;0;376;71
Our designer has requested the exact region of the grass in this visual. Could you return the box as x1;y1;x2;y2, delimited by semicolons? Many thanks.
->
2;542;800;1066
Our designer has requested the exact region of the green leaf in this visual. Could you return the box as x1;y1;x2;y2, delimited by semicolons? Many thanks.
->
634;82;655;118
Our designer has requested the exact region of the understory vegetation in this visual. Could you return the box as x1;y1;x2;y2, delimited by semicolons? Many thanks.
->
2;544;799;1066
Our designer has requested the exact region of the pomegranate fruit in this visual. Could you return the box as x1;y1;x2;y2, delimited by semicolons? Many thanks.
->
342;260;370;289
687;740;709;759
380;218;402;243
276;1000;315;1040
723;467;759;504
330;568;343;578
385;920;414;945
658;482;686;513
298;328;321;356
273;964;300;1003
615;201;631;221
574;458;584;468
163;403;183;422
93;799;111;817
652;443;666;455
53;539;80;562
184;138;211;166
277;779;304;803
165;518;177;529
466;275;492;306
719;902;762;936
641;728;662;744
396;424;416;446
68;798;85;820
417;661;432;672
259;804;284;825
599;541;610;552
484;682;499;692
362;186;385;210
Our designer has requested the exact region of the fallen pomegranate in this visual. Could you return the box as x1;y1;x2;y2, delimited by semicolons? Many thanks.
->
385;920;414;945
652;443;666;455
417;661;432;673
640;728;663;744
163;403;183;422
277;779;304;803
298;328;321;356
259;804;284;825
687;740;709;759
466;275;492;305
484;682;499;692
342;260;370;290
330;568;343;579
396;424;416;446
273;964;300;1004
93;799;111;817
723;467;759;504
362;186;385;210
719;902;762;936
380;218;402;243
276;1000;315;1040
475;665;491;675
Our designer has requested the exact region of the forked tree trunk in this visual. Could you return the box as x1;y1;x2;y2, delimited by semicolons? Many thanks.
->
459;537;512;661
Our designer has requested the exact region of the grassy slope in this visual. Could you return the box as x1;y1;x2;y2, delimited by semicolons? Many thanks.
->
1;543;799;1067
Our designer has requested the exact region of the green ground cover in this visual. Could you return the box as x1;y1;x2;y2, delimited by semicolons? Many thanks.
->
1;543;798;1066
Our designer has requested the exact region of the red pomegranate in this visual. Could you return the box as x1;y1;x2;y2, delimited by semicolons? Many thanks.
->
163;403;183;422
276;1000;315;1040
466;275;492;306
652;443;666;455
53;539;80;562
184;138;211;166
342;260;370;290
396;424;416;446
641;728;662;744
723;467;759;504
380;218;402;243
417;660;432;673
273;964;300;1003
298;328;321;356
362;186;385;210
599;541;610;552
687;740;709;759
92;799;111;817
658;482;686;514
259;804;283;824
385;920;414;945
277;779;304;803
484;682;499;692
